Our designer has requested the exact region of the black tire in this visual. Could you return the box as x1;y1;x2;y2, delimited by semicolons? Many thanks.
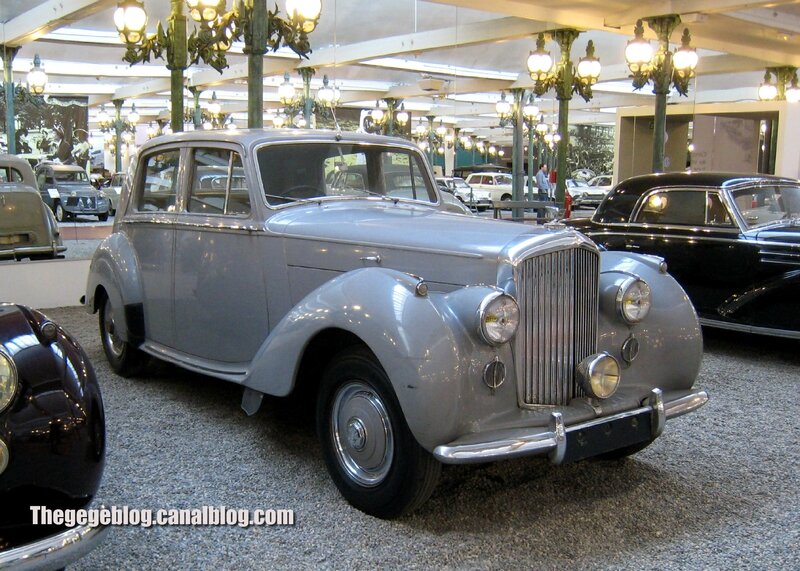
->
595;439;655;461
98;212;109;222
54;202;67;222
317;347;441;519
99;295;148;377
501;194;512;201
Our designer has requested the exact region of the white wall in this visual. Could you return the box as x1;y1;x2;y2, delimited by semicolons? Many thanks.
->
0;259;90;309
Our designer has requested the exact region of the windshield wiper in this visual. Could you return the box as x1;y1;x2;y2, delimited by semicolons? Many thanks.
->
263;192;323;206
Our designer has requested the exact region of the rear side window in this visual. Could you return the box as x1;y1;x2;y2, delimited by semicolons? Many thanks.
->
138;150;180;212
634;190;706;226
0;167;24;183
188;147;250;216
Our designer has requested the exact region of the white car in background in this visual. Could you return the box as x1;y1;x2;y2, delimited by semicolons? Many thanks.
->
436;176;492;211
464;172;513;202
574;174;613;208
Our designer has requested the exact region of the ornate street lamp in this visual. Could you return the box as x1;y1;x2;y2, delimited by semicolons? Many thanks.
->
626;16;699;172
97;106;112;130
370;101;386;125
395;104;409;127
26;55;48;95
757;66;800;102
278;72;297;105
114;0;319;130
316;75;335;106
127;103;140;124
495;91;513;124
528;30;601;202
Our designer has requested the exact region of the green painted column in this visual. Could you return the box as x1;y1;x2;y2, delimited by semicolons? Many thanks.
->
300;68;314;127
113;100;124;173
188;86;202;128
648;16;680;173
167;0;187;132
553;29;579;204
247;0;267;128
2;46;19;154
511;89;525;219
527;128;535;200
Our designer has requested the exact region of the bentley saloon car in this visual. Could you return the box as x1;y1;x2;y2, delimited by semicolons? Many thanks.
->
567;172;800;339
35;163;112;222
0;154;66;260
0;304;107;568
84;130;709;518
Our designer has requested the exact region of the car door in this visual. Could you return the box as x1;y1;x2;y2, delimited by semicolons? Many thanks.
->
627;188;746;314
172;144;269;365
37;168;58;209
125;146;181;348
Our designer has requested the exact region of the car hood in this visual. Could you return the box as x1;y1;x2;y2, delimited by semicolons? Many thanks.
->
753;223;800;244
268;200;568;287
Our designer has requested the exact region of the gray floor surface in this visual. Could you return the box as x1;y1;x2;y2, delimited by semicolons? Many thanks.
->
40;306;798;570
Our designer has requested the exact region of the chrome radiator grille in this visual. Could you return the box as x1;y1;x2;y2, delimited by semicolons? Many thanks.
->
515;247;599;406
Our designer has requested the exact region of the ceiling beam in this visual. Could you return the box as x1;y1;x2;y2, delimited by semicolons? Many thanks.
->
302;16;556;69
0;0;116;47
604;0;800;28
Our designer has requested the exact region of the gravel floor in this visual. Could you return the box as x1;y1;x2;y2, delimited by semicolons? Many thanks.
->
41;306;799;570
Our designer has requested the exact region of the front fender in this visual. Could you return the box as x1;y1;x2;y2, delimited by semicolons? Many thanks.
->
597;251;703;393
244;268;500;450
84;233;144;343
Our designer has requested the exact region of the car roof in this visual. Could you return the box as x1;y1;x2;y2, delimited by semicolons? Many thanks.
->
614;171;797;195
39;163;86;172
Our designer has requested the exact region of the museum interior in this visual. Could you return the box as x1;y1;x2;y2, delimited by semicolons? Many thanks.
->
0;1;798;569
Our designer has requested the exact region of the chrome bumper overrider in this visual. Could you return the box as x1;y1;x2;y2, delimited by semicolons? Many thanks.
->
0;523;109;571
432;389;709;465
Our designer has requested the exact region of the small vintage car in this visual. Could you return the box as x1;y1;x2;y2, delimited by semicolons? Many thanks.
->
574;174;613;209
35;163;112;222
436;176;493;211
567;171;800;339
464;171;514;202
84;130;708;518
0;154;66;260
0;303;107;568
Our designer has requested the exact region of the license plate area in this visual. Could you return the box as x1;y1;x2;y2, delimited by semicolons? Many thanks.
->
562;409;652;463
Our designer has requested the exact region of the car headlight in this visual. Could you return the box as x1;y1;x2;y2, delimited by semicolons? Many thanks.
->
99;190;107;198
616;277;651;323
478;292;520;345
70;191;77;197
577;353;620;399
0;348;18;413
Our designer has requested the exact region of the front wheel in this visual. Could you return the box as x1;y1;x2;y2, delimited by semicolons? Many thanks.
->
317;348;440;519
99;295;147;377
98;212;109;222
54;202;68;222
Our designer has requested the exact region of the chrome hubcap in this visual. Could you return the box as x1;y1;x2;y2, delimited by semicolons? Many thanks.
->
331;381;393;487
103;299;124;359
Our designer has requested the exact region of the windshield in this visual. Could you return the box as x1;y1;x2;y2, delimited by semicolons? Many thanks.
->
453;178;470;189
496;175;512;186
731;185;800;228
257;143;436;206
54;170;89;183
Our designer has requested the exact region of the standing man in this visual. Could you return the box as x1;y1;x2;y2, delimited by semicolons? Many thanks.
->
535;163;551;222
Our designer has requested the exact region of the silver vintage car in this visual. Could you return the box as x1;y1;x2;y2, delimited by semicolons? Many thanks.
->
84;130;708;518
0;154;66;260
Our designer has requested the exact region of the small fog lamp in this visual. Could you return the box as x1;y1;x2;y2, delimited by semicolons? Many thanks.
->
577;353;620;399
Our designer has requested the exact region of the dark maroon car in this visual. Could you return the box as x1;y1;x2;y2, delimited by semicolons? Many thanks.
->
567;172;800;339
0;303;107;569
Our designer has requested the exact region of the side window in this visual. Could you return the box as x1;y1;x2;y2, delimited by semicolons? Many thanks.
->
138;149;180;212
484;176;494;185
188;148;250;216
381;151;433;202
635;190;706;226
706;192;734;226
37;172;47;188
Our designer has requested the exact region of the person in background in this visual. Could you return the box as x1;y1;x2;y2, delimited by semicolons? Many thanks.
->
536;163;551;201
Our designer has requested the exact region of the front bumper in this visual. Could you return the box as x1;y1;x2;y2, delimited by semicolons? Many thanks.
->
0;523;108;571
0;244;67;260
433;389;708;464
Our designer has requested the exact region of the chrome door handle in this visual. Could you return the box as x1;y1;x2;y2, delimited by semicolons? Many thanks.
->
360;255;382;264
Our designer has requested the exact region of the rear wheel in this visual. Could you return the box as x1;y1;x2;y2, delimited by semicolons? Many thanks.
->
99;295;147;377
501;194;512;201
317;347;440;519
98;212;109;222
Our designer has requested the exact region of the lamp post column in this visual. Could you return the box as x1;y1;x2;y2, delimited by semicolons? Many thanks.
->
527;127;535;200
553;29;579;204
188;86;202;128
426;114;436;166
167;0;187;132
2;46;19;154
113;100;124;173
247;0;267;128
648;16;680;173
511;88;525;219
300;67;314;127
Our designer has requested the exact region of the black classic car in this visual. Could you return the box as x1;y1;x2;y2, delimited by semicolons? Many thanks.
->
0;304;107;568
567;172;800;338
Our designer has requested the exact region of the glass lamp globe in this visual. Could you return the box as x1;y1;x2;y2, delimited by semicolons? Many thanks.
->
26;55;47;95
186;0;225;26
278;73;296;105
286;0;322;34
114;0;148;44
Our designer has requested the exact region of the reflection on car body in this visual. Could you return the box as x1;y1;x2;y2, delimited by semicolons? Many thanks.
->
85;130;708;519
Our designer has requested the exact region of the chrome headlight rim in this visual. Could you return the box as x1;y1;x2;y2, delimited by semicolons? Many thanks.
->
0;347;19;414
615;276;652;324
477;291;520;346
577;352;621;399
